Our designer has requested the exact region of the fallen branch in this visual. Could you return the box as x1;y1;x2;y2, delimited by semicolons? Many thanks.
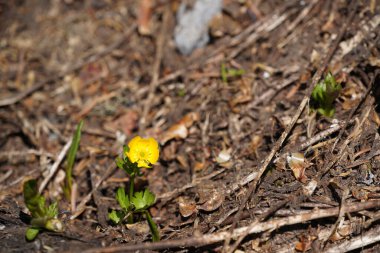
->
82;200;380;253
324;225;380;253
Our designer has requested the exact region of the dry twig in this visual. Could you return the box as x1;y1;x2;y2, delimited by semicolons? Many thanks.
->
38;139;72;193
82;200;380;253
140;4;170;131
324;225;380;253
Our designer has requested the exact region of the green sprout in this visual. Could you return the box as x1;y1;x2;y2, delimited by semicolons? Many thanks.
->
109;136;160;242
177;88;186;97
63;120;83;200
221;63;245;83
310;72;342;117
23;180;63;241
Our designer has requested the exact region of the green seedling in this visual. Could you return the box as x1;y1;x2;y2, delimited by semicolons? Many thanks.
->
177;88;186;97
109;187;159;241
311;72;341;117
23;180;63;241
109;136;160;241
221;63;245;83
63;120;83;200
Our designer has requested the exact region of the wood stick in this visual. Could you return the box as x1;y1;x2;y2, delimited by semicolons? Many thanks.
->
324;225;380;253
81;200;380;253
39;139;72;193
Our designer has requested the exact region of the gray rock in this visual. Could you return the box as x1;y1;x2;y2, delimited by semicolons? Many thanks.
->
174;0;222;55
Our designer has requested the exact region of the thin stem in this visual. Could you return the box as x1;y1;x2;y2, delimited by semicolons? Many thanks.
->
128;173;135;223
145;210;160;242
129;174;135;200
30;217;49;228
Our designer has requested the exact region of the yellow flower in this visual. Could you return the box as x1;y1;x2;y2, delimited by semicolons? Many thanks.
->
126;136;159;168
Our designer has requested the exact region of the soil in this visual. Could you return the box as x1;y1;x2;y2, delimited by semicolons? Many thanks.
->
0;0;380;252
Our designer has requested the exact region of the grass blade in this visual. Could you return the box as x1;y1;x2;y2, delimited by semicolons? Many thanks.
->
64;120;83;199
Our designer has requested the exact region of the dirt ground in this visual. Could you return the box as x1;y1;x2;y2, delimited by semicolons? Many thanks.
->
1;0;380;252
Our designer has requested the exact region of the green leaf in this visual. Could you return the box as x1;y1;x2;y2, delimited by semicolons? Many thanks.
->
123;145;130;154
23;180;38;202
23;180;47;218
26;228;40;241
64;120;83;199
310;72;341;117
145;210;160;242
108;210;124;224
221;63;245;83
116;154;136;175
131;189;156;211
116;188;130;210
115;157;125;170
228;68;245;77
46;202;58;218
177;88;186;97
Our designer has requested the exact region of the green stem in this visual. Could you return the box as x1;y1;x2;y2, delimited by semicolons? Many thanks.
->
128;173;135;223
129;174;135;200
145;210;160;242
30;217;49;228
30;217;63;232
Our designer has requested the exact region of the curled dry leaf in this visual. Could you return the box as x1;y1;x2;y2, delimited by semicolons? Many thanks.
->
352;188;369;201
196;181;225;212
287;152;311;183
250;134;262;158
295;234;316;252
303;179;318;197
340;81;363;110
160;112;200;144
330;221;353;241
209;13;241;37
137;0;153;35
215;149;231;164
126;221;150;235
176;154;189;170
178;196;197;218
194;160;206;172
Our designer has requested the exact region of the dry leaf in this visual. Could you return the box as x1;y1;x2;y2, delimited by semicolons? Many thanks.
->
176;154;189;170
215;149;231;164
229;78;252;111
295;233;317;252
209;13;241;37
178;196;197;218
352;188;369;201
340;81;362;110
160;112;200;144
137;0;153;35
371;110;380;127
194;161;206;172
126;221;150;235
330;221;353;241
197;181;225;212
303;179;317;196
287;152;311;183
250;134;262;158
